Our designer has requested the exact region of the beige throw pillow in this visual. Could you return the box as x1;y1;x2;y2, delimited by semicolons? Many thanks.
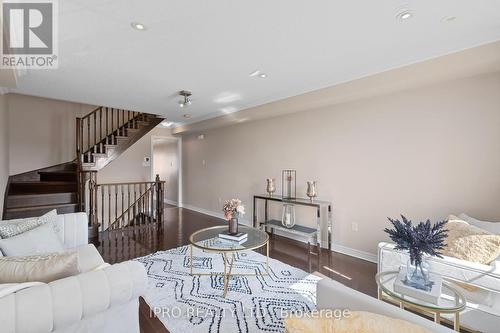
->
285;311;433;333
443;220;500;265
444;234;500;265
0;251;80;283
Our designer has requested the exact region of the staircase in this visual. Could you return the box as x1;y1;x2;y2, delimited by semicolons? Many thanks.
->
3;162;79;219
77;108;164;171
2;107;164;221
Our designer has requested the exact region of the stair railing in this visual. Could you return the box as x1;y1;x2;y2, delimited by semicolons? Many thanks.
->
76;107;141;165
89;175;165;232
75;107;151;213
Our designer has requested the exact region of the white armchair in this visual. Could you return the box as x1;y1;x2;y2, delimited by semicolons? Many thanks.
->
0;213;147;333
378;242;500;333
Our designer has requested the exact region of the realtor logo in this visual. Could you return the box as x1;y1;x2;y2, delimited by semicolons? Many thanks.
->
1;0;58;69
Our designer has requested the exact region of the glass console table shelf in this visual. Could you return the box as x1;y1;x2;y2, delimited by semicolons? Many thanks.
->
261;219;317;236
253;194;333;254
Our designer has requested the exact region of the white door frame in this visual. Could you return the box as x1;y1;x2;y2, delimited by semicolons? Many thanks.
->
150;135;182;207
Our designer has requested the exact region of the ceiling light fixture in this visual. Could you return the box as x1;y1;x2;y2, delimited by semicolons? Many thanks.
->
131;22;146;30
259;73;267;78
179;90;192;108
396;10;413;21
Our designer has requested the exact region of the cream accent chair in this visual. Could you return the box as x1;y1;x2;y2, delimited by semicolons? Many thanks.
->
316;273;455;333
0;213;147;333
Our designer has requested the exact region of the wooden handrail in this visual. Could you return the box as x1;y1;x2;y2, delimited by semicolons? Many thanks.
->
97;181;163;187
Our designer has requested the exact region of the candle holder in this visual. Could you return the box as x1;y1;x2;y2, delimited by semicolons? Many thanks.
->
282;169;296;200
281;204;296;228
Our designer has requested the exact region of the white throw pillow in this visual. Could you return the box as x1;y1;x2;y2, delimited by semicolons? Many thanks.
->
459;213;500;235
0;210;57;238
0;222;64;256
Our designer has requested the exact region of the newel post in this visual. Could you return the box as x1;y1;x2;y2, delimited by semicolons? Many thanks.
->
155;174;164;223
88;172;98;238
76;117;82;211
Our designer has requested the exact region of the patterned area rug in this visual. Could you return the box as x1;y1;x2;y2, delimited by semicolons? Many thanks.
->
135;246;320;333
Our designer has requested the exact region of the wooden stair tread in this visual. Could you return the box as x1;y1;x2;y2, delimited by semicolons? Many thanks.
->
38;171;76;174
10;181;76;184
6;203;78;212
7;192;76;199
7;193;77;209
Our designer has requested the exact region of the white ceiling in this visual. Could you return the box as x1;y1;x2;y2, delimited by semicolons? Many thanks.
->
10;0;500;126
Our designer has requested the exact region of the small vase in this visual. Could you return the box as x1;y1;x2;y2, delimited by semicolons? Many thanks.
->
405;258;431;291
266;178;276;196
228;218;239;235
306;181;317;201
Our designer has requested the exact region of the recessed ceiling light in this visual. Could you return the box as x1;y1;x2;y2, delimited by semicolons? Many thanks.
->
259;73;267;78
397;10;413;21
442;16;457;22
183;114;192;119
131;22;146;31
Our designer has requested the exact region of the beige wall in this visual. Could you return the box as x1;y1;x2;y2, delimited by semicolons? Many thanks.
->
0;94;9;214
97;128;173;184
182;72;500;256
152;137;179;203
7;94;94;175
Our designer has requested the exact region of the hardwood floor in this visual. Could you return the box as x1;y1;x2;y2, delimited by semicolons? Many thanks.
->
94;205;377;333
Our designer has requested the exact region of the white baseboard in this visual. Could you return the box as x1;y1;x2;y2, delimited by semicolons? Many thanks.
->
181;204;252;226
164;199;178;206
181;204;377;264
332;244;377;263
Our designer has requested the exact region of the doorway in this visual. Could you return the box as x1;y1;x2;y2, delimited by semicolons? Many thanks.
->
151;136;181;207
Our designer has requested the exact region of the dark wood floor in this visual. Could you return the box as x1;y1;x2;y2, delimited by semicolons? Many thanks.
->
94;204;377;333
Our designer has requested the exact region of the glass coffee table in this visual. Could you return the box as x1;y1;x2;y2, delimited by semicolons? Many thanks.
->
376;271;466;331
189;225;269;297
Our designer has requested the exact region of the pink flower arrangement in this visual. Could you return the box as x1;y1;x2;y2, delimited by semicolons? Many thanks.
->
222;199;245;221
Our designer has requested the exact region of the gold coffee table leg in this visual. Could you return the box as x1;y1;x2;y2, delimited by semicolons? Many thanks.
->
223;252;235;298
434;312;441;325
454;312;460;332
189;244;193;275
266;240;270;275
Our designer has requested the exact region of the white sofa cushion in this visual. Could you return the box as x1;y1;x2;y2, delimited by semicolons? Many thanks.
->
459;213;500;235
0;222;64;256
0;251;80;283
53;213;89;249
0;210;57;239
74;244;105;273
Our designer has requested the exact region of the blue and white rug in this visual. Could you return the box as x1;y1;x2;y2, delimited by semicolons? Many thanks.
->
135;246;320;333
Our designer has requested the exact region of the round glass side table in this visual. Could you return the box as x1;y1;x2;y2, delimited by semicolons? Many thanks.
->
376;271;466;331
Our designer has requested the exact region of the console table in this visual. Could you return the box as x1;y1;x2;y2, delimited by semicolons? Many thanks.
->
253;194;332;254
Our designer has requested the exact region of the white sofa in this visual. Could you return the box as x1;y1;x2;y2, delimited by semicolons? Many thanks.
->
316;274;455;332
0;212;147;333
379;242;500;333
